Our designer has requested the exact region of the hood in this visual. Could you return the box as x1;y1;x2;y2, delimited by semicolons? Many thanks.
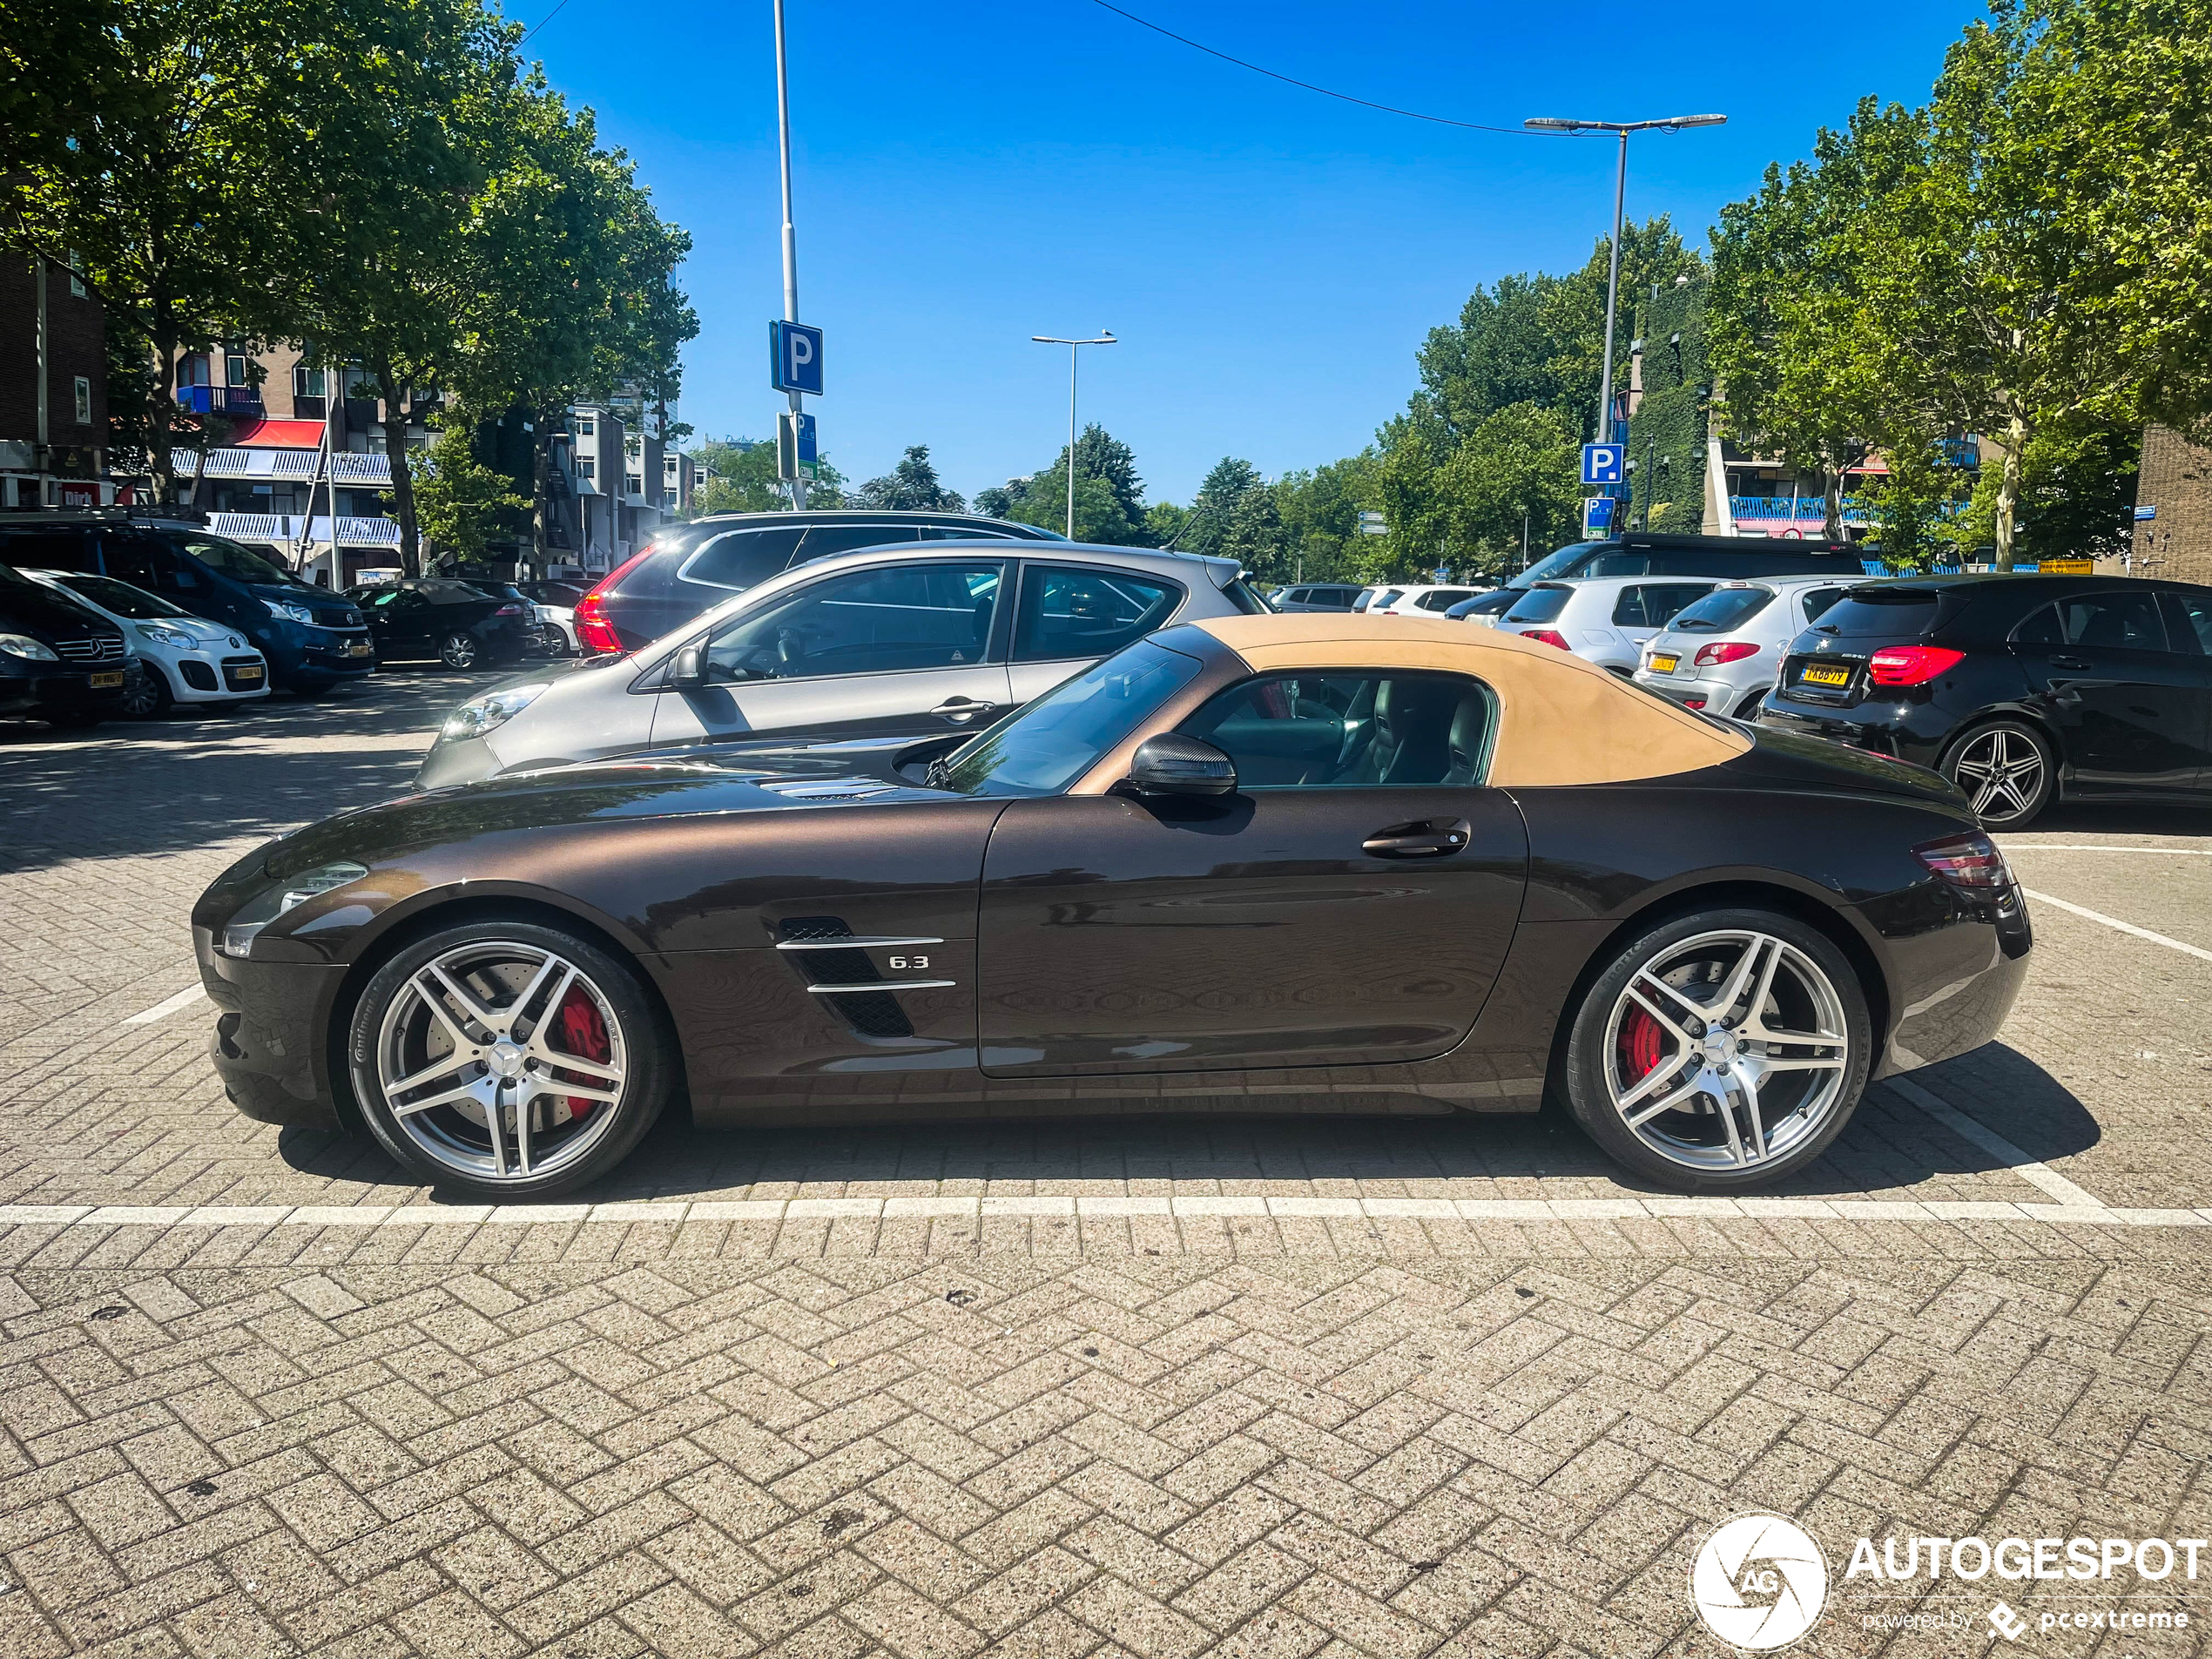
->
266;739;945;878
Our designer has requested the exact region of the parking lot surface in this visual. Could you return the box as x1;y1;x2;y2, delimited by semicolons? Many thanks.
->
3;683;2210;1658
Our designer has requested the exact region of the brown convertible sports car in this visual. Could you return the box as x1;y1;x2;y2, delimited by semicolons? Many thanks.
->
194;615;2031;1199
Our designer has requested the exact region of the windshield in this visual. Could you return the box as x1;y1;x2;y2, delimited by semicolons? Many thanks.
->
156;529;307;587
1509;542;1602;588
1502;585;1573;624
1669;587;1773;634
54;574;192;620
938;640;1203;798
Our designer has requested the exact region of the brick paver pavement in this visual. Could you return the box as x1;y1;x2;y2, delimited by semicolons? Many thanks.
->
3;678;2212;1657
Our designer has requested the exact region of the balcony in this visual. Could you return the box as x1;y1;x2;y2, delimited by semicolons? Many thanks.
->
1730;495;1966;527
207;513;401;547
170;448;393;486
174;385;265;417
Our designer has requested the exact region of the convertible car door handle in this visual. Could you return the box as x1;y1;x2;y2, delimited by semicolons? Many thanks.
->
930;698;993;721
1363;817;1473;859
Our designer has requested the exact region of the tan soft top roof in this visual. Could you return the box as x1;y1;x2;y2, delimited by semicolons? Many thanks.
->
1189;613;1750;786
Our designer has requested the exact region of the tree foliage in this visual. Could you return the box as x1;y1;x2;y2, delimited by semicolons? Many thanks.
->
856;445;965;511
414;415;531;557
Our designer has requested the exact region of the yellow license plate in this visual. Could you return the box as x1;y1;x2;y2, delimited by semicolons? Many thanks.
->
90;671;125;688
347;640;372;657
233;664;263;680
1648;654;1678;674
1798;663;1851;687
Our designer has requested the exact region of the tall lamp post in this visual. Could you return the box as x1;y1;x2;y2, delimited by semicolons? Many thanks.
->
1030;332;1116;540
773;0;808;509
1523;115;1725;452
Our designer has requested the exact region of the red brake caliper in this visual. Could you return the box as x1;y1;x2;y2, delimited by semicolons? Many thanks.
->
555;986;610;1121
1618;1004;1665;1090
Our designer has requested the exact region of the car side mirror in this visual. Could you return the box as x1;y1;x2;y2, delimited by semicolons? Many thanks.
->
668;644;707;689
1120;733;1237;797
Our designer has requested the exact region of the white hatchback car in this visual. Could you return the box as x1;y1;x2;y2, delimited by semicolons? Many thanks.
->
1494;576;1719;674
1632;577;1855;720
27;569;269;716
1377;583;1487;616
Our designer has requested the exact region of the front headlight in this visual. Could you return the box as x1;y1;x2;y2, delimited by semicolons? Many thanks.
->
440;682;550;743
264;598;315;625
219;861;369;958
138;623;197;650
0;633;60;662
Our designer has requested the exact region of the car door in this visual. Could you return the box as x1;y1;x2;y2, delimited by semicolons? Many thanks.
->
648;558;1013;748
976;668;1527;1076
2156;589;2212;793
1003;563;1187;711
2013;589;2202;792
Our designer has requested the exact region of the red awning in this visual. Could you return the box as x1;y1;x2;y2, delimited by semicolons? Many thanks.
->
1844;456;1891;475
229;418;329;449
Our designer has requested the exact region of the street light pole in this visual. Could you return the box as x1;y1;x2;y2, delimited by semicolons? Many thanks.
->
773;0;806;510
1030;332;1116;540
1523;114;1726;449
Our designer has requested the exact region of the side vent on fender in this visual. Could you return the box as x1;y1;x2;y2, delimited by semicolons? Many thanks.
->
773;916;915;1040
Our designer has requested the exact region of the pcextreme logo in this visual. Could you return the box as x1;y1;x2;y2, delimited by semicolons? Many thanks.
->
1689;1514;1830;1650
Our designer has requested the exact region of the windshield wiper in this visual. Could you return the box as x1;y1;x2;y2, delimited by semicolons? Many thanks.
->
923;756;953;791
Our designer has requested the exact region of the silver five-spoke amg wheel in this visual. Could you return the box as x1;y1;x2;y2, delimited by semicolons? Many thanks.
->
349;921;670;1197
1564;909;1871;1190
1945;721;2053;828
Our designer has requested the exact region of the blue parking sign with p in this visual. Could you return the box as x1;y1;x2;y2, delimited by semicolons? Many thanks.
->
1581;443;1622;485
770;320;824;395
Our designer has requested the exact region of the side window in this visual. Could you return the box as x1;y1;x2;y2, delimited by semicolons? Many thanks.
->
1584;553;1654;577
703;562;1004;683
1285;589;1311;604
2058;590;2165;651
2012;604;2063;645
1013;564;1181;663
1646;583;1716;626
1612;586;1656;628
0;528;91;571
680;529;806;591
2161;591;2212;656
1801;588;1844;624
792;525;919;566
1178;671;1494;789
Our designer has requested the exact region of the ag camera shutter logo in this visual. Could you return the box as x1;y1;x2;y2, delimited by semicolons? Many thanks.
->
1690;1514;1829;1650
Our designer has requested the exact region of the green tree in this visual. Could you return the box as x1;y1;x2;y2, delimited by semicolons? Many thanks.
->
1775;0;2212;566
1376;403;1581;581
1176;457;1263;556
1002;424;1149;543
415;415;531;558
1006;469;1130;543
11;0;328;502
687;436;844;514
856;445;965;510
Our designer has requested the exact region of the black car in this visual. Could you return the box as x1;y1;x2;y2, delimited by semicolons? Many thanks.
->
195;613;2028;1201
1757;574;2212;827
1446;531;1863;624
0;514;373;693
0;561;131;725
573;510;1066;653
346;579;533;669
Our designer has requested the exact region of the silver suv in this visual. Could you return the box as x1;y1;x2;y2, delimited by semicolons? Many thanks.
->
417;539;1272;787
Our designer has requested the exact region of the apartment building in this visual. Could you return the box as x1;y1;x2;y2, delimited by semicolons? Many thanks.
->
0;253;108;509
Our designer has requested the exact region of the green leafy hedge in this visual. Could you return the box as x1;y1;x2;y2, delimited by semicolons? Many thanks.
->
1629;280;1710;533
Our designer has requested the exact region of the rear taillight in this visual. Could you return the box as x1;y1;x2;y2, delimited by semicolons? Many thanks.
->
1694;640;1761;667
1520;629;1571;650
1682;697;1708;710
493;604;523;617
1914;832;2013;888
574;548;651;655
1866;644;1965;686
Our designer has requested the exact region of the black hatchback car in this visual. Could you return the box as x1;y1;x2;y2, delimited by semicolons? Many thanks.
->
1757;574;2212;826
346;579;533;669
573;510;1065;653
0;561;130;725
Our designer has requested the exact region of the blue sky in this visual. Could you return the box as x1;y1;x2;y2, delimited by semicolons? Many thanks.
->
518;0;1986;506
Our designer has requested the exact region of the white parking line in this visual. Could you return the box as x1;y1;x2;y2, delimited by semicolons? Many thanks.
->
123;984;208;1026
1885;1076;2105;1209
2024;889;2212;965
2003;844;2212;855
0;1193;2196;1231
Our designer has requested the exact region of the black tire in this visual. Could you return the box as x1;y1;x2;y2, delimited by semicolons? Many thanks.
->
119;659;173;719
1939;718;2055;829
1561;907;1872;1192
439;632;482;670
1732;690;1767;721
347;919;672;1198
